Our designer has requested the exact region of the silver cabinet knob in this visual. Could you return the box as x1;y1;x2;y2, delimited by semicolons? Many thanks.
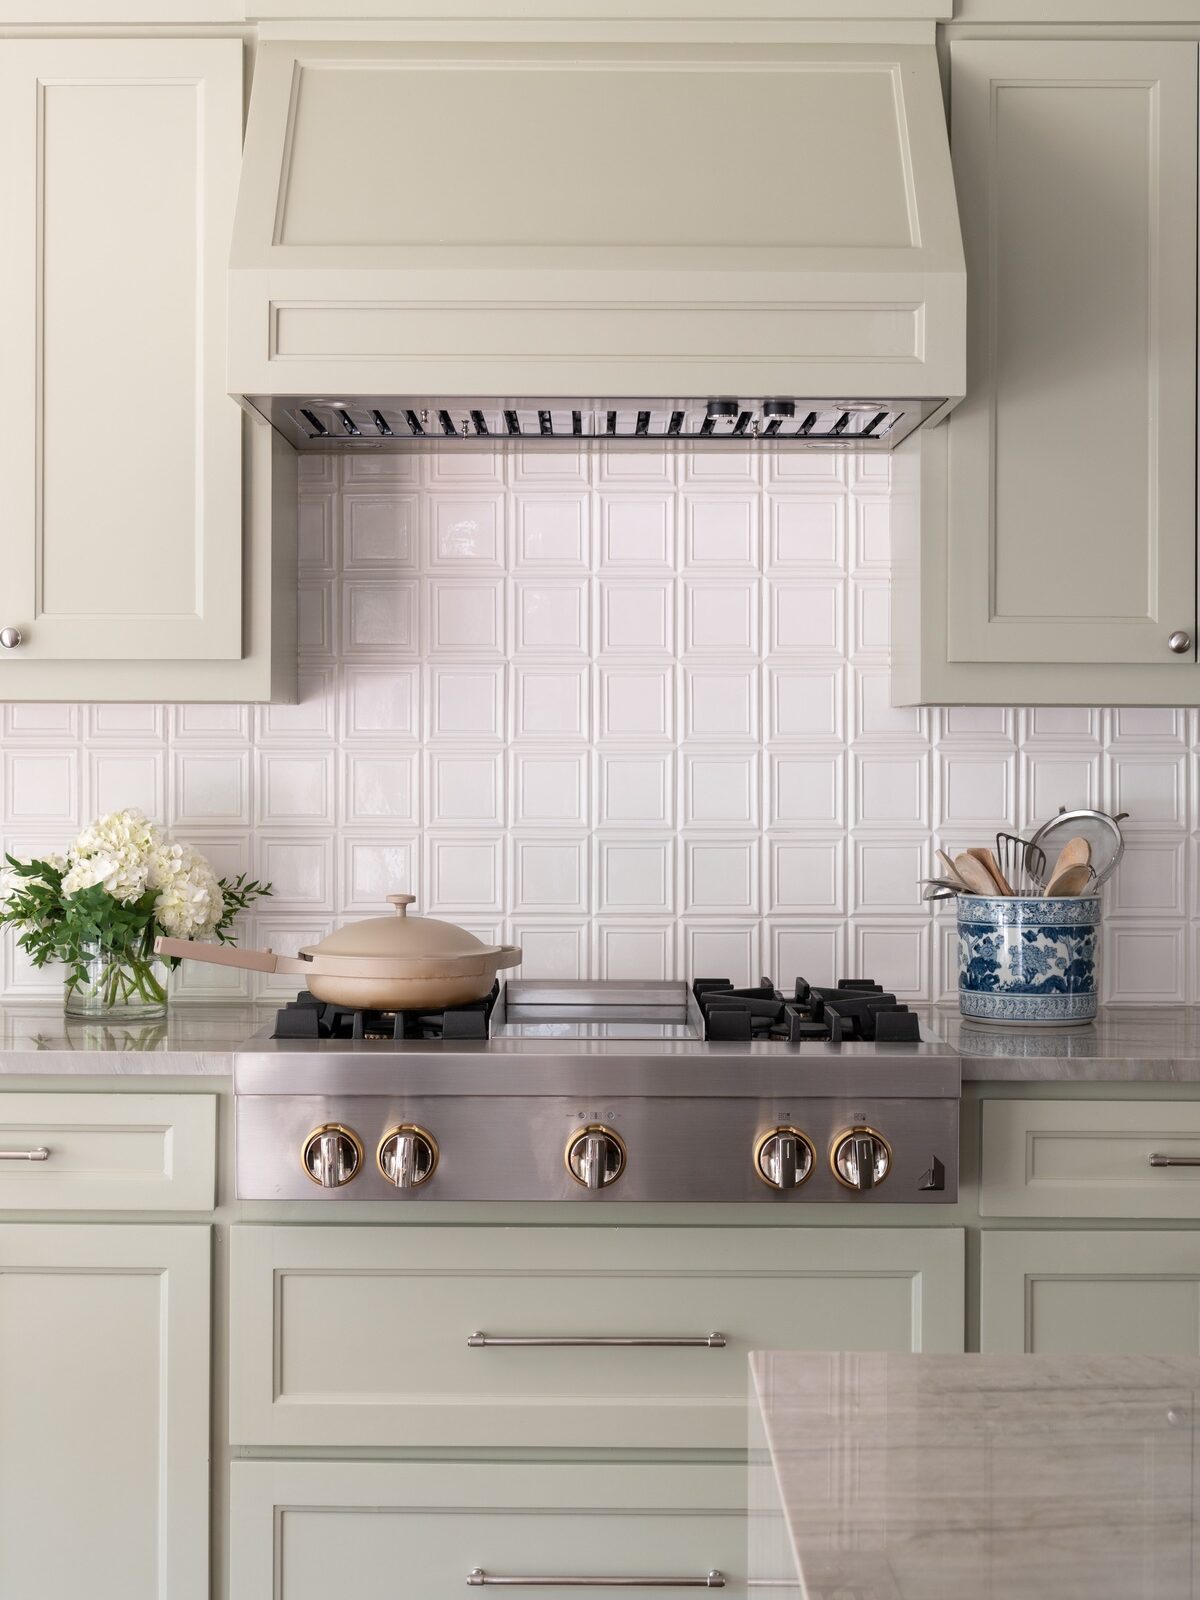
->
0;627;22;649
301;1123;363;1188
377;1124;438;1188
831;1126;892;1192
1169;631;1192;654
754;1127;815;1190
565;1124;626;1190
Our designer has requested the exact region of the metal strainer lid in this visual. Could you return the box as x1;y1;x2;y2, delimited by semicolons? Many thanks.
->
1027;807;1127;889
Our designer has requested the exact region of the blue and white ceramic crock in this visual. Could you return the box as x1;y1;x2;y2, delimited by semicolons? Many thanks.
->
957;895;1100;1026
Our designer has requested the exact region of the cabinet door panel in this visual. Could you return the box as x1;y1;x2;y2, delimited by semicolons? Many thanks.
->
0;40;242;660
0;1224;210;1600
947;41;1197;665
981;1231;1200;1354
231;1462;746;1600
230;1224;965;1449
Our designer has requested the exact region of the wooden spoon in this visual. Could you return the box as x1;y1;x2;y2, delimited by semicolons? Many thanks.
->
1043;862;1094;897
966;845;1014;896
953;851;1005;897
1048;836;1091;885
936;849;970;889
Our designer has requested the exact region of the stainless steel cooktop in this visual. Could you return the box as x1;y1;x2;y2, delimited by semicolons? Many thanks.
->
234;981;960;1206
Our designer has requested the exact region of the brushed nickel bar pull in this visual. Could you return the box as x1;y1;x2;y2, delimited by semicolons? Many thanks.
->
468;1571;725;1588
467;1332;726;1349
1149;1154;1200;1167
0;1147;49;1161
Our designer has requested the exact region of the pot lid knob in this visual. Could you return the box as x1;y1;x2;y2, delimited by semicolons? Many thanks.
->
387;893;417;917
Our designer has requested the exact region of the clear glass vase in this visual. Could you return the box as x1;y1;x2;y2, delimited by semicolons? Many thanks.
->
64;936;169;1020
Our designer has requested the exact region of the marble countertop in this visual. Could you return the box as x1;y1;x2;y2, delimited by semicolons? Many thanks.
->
0;998;1199;1080
931;1005;1200;1080
0;1002;268;1074
750;1350;1200;1600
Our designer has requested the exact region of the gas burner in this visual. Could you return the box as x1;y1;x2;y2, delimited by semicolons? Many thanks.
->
271;984;498;1042
693;977;921;1044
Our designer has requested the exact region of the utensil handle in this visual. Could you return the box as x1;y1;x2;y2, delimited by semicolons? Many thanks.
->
0;1147;49;1161
467;1572;725;1588
1149;1154;1200;1168
467;1332;726;1348
153;937;282;974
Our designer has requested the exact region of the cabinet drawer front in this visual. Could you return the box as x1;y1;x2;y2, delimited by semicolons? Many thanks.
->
0;1094;215;1211
981;1099;1200;1218
231;1461;745;1600
981;1230;1200;1354
229;1225;964;1449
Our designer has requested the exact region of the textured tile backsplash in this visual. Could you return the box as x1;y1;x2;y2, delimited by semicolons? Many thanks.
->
0;444;1194;1003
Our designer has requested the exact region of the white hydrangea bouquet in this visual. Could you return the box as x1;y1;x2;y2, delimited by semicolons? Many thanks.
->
0;810;270;1019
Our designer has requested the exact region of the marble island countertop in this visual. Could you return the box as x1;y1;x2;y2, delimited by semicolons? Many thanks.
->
0;998;1199;1079
750;1350;1200;1600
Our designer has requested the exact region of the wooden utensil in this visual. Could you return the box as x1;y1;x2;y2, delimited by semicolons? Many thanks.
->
966;845;1014;896
953;851;1004;896
1047;835;1091;885
936;849;970;889
1043;862;1095;897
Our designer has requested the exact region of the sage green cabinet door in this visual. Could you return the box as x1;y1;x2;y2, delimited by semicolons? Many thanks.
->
231;1461;747;1600
981;1231;1200;1354
230;1225;964;1449
0;39;243;663
0;1224;210;1600
946;41;1197;667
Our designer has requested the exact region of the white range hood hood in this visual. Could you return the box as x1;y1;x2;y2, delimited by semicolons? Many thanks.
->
229;38;965;451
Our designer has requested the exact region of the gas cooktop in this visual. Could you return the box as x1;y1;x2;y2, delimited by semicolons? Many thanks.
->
235;978;958;1204
263;976;927;1047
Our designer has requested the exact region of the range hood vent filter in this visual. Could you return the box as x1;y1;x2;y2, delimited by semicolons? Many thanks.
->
251;398;939;453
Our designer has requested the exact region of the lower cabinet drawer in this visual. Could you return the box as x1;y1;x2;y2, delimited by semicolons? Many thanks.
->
0;1093;216;1211
980;1099;1200;1218
230;1461;746;1600
229;1224;964;1449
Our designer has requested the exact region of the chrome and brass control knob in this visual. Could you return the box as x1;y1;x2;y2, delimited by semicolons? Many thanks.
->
377;1124;438;1189
301;1123;364;1188
754;1127;815;1190
565;1124;626;1190
831;1127;892;1192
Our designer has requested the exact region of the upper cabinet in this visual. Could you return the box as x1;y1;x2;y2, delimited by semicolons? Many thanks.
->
0;38;295;701
893;39;1200;705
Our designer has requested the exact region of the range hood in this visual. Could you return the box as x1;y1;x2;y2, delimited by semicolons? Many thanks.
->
230;38;965;452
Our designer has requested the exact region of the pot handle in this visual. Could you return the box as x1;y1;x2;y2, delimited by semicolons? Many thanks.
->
153;937;309;976
491;945;523;969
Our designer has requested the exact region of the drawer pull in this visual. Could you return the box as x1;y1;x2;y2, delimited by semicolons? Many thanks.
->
468;1570;725;1588
467;1332;726;1349
0;1147;49;1162
1149;1154;1200;1168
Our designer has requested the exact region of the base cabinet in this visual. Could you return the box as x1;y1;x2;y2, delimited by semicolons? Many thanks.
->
0;1223;210;1600
981;1231;1200;1353
231;1461;747;1600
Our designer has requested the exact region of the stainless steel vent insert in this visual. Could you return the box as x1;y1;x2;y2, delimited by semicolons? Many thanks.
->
247;397;942;452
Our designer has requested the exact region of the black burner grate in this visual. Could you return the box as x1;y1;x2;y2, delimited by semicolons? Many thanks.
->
270;984;498;1042
693;976;921;1044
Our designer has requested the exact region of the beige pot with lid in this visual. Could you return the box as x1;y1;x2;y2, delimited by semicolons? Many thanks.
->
156;894;521;1011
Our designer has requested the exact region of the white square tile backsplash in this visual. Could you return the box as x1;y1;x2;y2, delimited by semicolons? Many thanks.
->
1;445;1197;1004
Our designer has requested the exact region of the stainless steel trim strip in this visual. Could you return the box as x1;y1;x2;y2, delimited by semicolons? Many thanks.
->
467;1571;725;1588
467;1332;726;1348
1149;1154;1200;1167
0;1147;49;1161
